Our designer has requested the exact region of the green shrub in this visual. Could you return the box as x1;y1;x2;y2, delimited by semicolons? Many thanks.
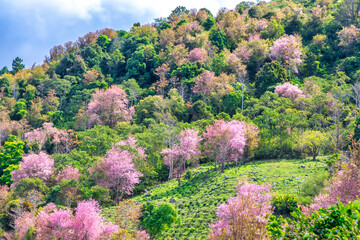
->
271;194;298;217
300;173;328;198
267;200;360;239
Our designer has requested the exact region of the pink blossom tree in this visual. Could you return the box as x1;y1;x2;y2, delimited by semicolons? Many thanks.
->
338;25;359;50
87;85;134;128
192;71;235;98
209;180;273;239
11;152;54;186
25;122;76;154
14;211;36;240
192;70;216;97
306;141;360;212
274;82;306;101
203;119;247;172
270;35;303;73
188;48;207;63
161;129;202;186
20;200;118;240
56;165;81;182
73;199;119;239
234;45;252;63
25;122;58;151
94;138;143;202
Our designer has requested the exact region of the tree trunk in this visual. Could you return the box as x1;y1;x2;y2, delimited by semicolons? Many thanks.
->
221;161;225;173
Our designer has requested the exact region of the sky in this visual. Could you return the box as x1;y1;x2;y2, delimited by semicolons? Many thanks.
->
0;0;245;70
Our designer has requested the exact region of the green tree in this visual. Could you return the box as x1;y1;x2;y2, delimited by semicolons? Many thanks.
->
97;34;110;50
209;29;229;52
10;100;27;120
12;57;25;74
203;17;215;31
140;202;178;238
297;130;327;160
255;61;288;97
0;135;24;185
189;100;214;122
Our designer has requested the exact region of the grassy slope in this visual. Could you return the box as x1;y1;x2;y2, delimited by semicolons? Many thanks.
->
104;157;327;239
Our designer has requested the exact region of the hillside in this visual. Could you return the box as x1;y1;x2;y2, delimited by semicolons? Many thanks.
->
1;0;360;238
104;158;327;239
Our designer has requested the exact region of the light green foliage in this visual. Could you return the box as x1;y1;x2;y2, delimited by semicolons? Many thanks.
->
77;125;120;156
140;202;179;238
0;135;24;185
297;130;327;160
97;34;110;49
300;173;328;198
267;201;360;239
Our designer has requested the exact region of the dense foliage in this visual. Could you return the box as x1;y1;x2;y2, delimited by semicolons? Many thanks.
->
2;0;360;238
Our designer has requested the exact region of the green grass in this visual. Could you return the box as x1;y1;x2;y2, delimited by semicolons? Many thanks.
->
103;157;328;240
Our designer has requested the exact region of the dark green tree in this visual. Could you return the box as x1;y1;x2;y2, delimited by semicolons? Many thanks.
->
209;29;229;52
255;61;288;97
11;57;25;74
0;135;24;185
203;17;215;31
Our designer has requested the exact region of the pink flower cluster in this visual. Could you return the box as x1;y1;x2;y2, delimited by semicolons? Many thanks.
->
274;82;306;101
161;129;202;180
338;25;360;48
95;137;144;199
15;200;118;240
188;48;207;63
12;152;54;186
56;165;81;182
209;180;272;239
204;119;247;165
87;85;134;128
270;35;303;73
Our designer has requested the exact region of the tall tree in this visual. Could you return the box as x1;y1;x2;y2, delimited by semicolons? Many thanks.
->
87;85;134;128
161;129;202;185
11;57;25;74
204;119;247;172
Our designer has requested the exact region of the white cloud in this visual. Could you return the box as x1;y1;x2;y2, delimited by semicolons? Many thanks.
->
4;0;103;20
3;0;243;21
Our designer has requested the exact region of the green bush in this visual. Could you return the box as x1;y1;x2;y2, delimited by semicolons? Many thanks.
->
271;194;298;217
300;173;328;198
267;200;360;239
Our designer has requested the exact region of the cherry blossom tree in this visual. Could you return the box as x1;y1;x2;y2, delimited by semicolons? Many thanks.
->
161;129;202;186
25;122;77;154
338;25;359;51
188;48;207;63
274;82;306;101
18;200;118;240
192;70;216;97
209;180;272;239
192;71;235;98
270;35;303;74
25;122;58;151
12;152;54;186
73;199;118;239
56;165;81;182
87;85;134;128
94;137;144;201
203;119;247;172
